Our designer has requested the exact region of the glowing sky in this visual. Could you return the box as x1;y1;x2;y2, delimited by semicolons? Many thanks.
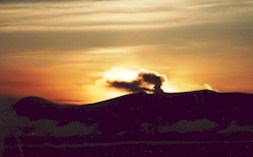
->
0;0;253;104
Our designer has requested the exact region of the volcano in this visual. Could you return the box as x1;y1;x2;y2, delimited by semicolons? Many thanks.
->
3;90;253;157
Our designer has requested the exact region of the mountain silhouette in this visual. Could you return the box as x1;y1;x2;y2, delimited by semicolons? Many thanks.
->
3;90;253;157
12;90;253;139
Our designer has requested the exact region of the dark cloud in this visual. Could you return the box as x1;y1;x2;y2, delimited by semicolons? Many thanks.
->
105;69;167;93
139;72;165;93
158;119;218;133
219;121;253;133
108;80;152;93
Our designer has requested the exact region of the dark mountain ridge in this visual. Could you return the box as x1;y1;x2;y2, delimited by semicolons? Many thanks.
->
12;90;253;139
13;90;253;124
4;90;253;156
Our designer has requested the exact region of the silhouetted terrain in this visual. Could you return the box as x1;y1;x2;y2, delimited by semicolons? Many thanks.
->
2;90;253;156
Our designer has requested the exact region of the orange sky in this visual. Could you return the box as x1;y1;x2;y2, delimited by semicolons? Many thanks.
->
0;0;253;104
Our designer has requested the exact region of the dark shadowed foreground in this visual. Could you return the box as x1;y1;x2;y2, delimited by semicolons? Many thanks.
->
1;90;253;156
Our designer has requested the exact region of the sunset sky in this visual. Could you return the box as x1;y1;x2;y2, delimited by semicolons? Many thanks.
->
0;0;253;104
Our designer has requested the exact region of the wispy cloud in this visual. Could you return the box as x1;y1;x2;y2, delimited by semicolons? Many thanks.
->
0;0;253;102
0;0;252;31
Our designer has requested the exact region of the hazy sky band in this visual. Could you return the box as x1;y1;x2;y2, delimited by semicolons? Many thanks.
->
0;0;253;104
1;0;253;31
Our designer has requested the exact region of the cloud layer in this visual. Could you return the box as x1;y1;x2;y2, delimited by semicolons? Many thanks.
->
158;119;218;133
1;0;252;31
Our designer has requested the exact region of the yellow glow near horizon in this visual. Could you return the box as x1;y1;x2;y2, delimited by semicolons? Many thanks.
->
101;67;179;93
103;67;139;82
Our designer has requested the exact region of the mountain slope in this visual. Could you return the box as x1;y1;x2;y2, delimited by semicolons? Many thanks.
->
11;90;253;141
3;90;253;156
